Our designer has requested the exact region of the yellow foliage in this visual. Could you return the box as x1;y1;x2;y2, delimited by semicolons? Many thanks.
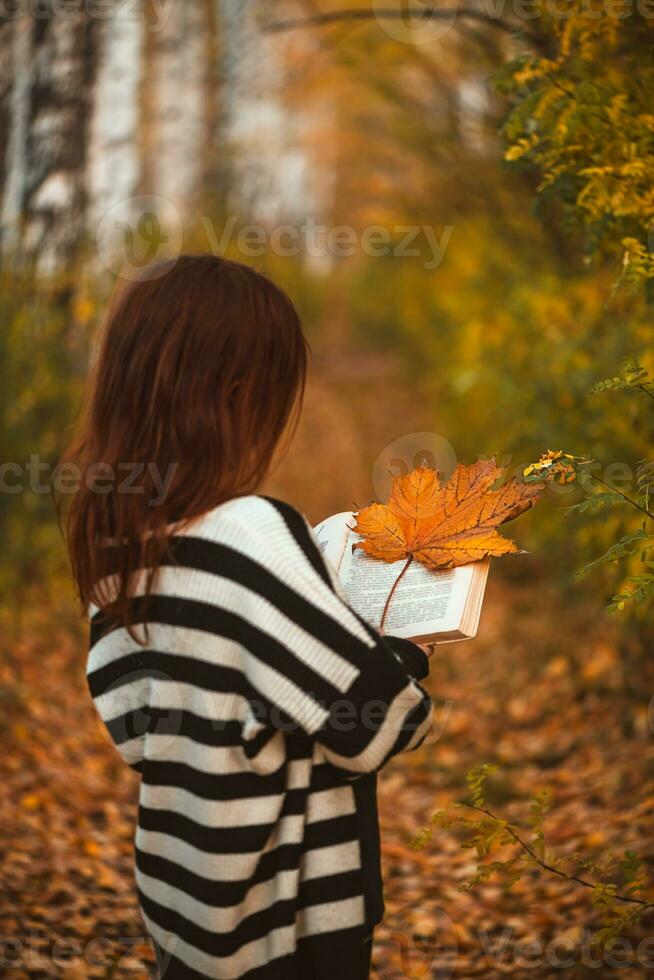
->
502;1;654;264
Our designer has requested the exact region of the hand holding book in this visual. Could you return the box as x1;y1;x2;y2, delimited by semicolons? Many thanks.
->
315;459;543;645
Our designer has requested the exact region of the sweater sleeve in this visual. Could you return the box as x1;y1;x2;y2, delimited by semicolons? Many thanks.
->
230;502;434;775
384;635;430;681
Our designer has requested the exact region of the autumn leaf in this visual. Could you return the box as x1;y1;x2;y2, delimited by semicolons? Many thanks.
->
354;458;543;570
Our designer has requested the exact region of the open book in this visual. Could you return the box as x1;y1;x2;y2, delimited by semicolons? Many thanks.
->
314;511;489;644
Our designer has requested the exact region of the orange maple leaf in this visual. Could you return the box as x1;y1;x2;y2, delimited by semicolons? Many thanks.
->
354;458;543;570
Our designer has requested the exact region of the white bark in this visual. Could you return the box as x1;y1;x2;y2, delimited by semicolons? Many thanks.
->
1;16;32;252
1;9;98;270
148;1;209;211
219;0;319;224
86;4;145;237
0;0;320;267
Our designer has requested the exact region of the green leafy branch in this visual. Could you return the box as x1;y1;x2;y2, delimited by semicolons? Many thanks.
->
524;359;654;611
619;239;654;295
590;356;654;404
497;9;654;270
573;528;652;577
413;765;654;949
609;574;654;613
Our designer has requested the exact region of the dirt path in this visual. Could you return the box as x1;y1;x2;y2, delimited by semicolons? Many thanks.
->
1;580;653;979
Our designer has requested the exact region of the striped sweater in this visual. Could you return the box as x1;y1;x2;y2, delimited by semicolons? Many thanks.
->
87;495;433;980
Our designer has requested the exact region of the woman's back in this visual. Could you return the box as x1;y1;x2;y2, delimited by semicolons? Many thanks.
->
88;494;432;979
64;256;433;979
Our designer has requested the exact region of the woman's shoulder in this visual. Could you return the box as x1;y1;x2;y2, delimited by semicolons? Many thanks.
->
177;494;310;552
169;494;332;596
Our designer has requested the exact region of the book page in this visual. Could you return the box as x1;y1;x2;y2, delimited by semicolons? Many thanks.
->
313;511;355;572
338;526;475;639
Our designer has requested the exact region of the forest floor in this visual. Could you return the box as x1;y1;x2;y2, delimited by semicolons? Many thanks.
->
1;577;653;980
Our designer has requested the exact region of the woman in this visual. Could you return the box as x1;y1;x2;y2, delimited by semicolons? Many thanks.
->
62;255;433;979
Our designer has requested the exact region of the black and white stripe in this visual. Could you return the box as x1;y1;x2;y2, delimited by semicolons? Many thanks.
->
87;495;432;979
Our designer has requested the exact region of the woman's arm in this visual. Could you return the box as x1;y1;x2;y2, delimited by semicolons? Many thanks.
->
226;507;434;775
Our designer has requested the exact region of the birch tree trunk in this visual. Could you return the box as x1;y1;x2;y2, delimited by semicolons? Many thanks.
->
145;0;211;216
1;15;33;256
1;8;98;271
0;0;318;270
86;2;145;240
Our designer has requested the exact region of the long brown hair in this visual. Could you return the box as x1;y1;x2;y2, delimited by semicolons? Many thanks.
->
61;254;308;635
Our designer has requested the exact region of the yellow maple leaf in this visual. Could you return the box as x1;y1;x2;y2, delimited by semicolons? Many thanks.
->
354;458;543;570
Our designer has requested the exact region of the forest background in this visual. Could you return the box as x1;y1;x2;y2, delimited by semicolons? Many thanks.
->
1;1;654;977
